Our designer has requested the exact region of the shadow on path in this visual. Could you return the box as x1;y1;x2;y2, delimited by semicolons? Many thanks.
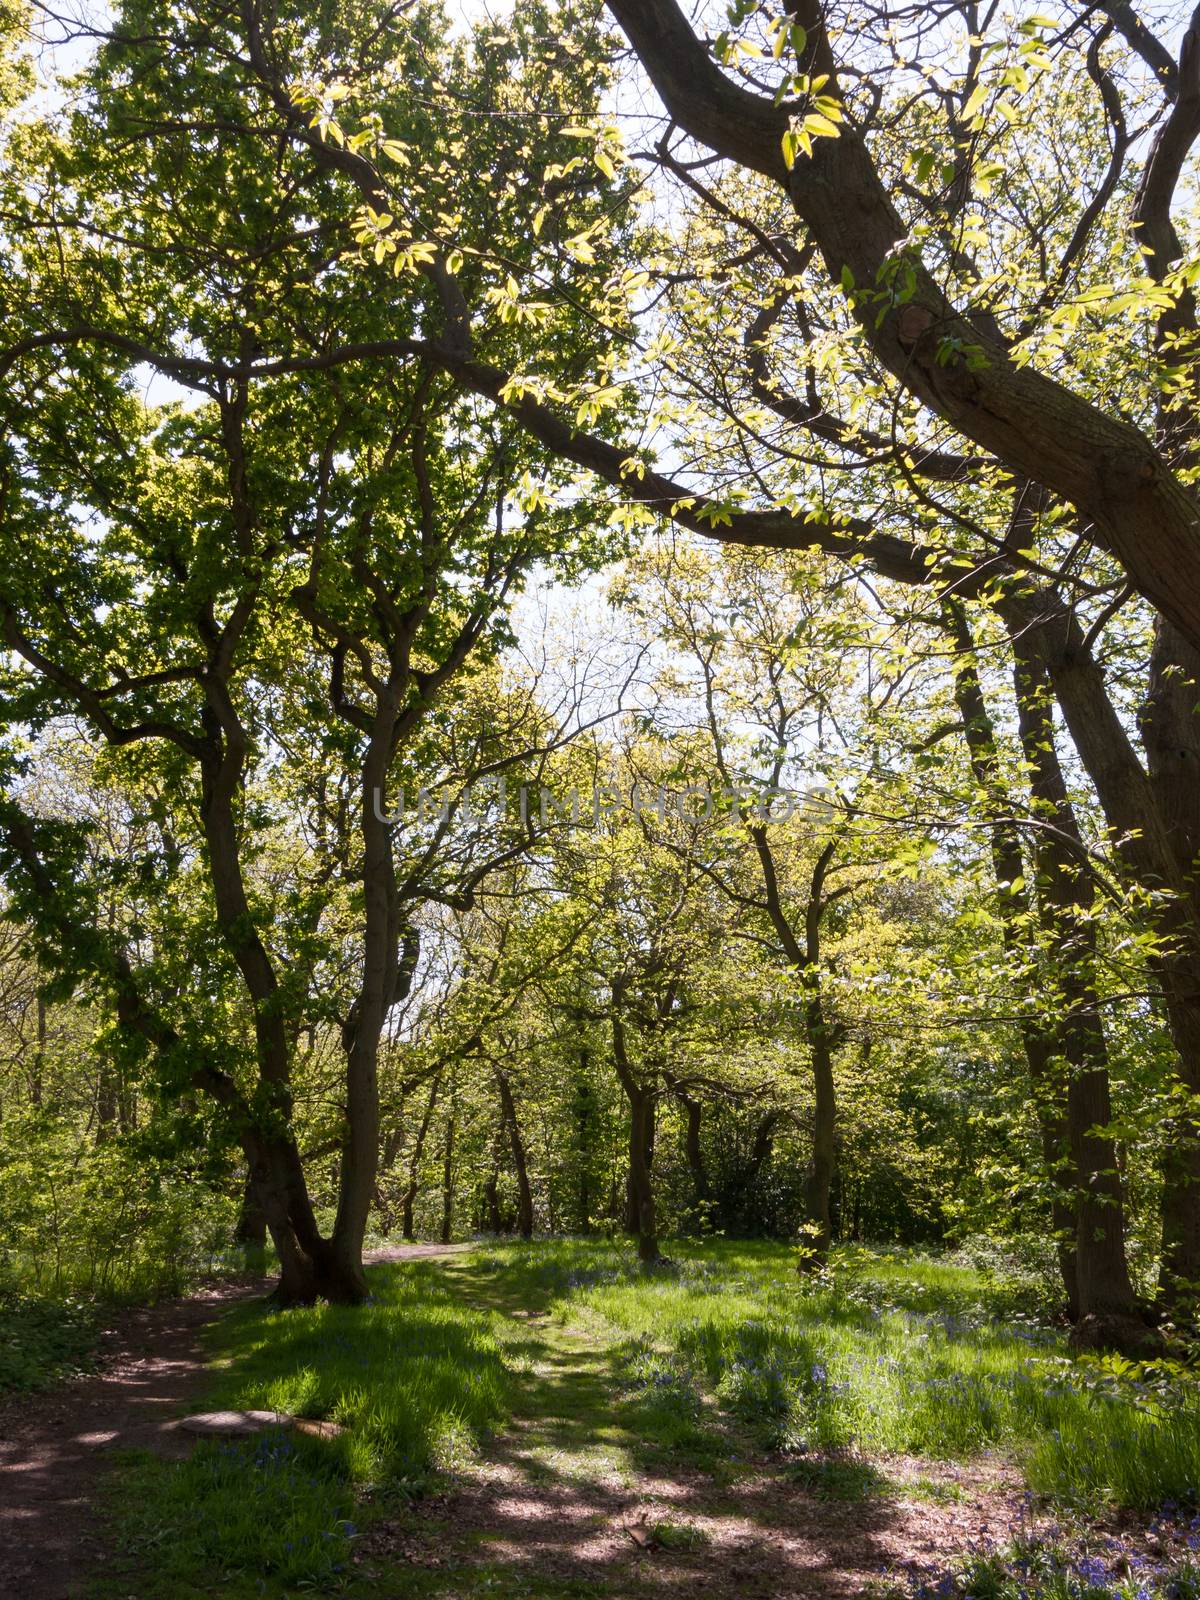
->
363;1257;1022;1600
0;1282;259;1600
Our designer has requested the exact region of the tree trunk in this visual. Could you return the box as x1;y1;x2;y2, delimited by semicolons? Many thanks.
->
946;601;1080;1314
494;1067;534;1240
95;1062;119;1143
400;1074;440;1242
671;1080;710;1222
1005;586;1200;1327
30;992;44;1109
440;1103;456;1246
235;1172;268;1252
1142;617;1200;1311
748;825;840;1264
1010;636;1145;1345
611;1004;660;1263
328;735;407;1303
574;1056;595;1233
803;973;837;1261
199;722;366;1304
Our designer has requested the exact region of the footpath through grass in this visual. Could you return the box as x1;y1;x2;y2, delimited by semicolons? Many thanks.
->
93;1240;1200;1599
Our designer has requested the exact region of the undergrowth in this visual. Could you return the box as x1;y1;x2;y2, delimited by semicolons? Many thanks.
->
876;1503;1200;1600
0;1285;97;1393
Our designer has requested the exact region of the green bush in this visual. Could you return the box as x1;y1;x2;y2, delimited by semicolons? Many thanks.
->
0;1113;238;1300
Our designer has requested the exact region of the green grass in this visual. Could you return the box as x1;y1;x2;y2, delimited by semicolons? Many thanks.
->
648;1518;711;1551
472;1238;1200;1511
99;1259;509;1596
786;1453;889;1500
94;1238;1200;1597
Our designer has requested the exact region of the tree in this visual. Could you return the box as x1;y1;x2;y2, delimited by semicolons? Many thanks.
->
0;0;631;1300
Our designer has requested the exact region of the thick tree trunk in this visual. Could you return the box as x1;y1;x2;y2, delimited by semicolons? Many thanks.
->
1006;588;1200;1324
247;1138;364;1305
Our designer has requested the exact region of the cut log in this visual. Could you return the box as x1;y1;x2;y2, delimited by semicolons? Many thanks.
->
177;1409;345;1439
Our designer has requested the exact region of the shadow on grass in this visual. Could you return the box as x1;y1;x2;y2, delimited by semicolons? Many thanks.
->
368;1255;944;1600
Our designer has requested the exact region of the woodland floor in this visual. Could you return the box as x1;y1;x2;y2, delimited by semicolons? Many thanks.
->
357;1264;1026;1600
0;1278;263;1599
0;1244;1182;1600
0;1243;1035;1600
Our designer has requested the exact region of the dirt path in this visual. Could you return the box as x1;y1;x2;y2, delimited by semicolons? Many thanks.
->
0;1244;463;1600
365;1241;473;1264
359;1264;1028;1600
0;1281;264;1600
